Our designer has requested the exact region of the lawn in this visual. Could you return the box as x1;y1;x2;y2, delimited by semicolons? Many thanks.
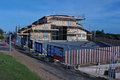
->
0;52;43;80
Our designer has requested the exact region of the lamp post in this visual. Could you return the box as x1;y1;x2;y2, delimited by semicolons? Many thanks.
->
32;25;36;51
94;30;96;40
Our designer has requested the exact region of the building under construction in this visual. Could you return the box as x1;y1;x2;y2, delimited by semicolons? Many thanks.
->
18;15;92;42
16;15;96;62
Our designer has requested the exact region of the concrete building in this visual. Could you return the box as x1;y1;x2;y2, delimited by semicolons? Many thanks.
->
18;15;91;42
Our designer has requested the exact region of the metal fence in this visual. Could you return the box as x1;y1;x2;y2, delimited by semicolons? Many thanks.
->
94;37;120;46
65;46;120;66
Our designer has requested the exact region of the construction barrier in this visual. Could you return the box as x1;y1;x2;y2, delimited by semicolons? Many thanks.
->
47;44;64;62
65;46;120;67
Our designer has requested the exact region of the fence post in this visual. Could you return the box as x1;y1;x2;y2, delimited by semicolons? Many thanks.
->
74;50;76;67
81;49;84;64
76;50;78;65
68;50;70;65
79;49;81;65
64;46;120;67
65;50;67;65
86;49;88;64
84;49;86;64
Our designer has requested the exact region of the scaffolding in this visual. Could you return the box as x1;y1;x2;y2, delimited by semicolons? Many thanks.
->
108;52;119;80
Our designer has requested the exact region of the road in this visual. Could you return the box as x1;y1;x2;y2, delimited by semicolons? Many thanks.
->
0;42;105;80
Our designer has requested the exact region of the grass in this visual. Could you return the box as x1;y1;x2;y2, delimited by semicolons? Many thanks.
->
0;52;43;80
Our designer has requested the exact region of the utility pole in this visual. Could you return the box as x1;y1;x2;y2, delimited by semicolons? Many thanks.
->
9;33;12;56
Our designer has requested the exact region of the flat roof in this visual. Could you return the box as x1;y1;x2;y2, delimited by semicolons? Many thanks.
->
33;41;100;50
48;41;99;49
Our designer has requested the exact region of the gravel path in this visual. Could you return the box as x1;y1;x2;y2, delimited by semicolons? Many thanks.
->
0;45;102;80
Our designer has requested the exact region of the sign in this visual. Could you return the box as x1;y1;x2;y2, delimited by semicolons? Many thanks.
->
28;40;32;48
54;46;63;57
35;42;42;53
47;45;63;61
47;45;54;57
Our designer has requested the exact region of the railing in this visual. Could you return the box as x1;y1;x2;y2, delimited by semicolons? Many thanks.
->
94;37;120;46
65;46;120;67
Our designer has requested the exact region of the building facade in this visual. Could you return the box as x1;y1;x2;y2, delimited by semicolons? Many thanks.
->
18;15;91;42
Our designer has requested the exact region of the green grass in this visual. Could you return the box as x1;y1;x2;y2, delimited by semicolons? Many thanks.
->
0;52;43;80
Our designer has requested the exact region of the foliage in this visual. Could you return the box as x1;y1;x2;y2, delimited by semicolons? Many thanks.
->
95;30;120;40
0;28;4;39
0;35;4;39
95;30;106;37
0;28;3;35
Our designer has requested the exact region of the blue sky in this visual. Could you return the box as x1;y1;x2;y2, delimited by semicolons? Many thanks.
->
0;0;120;34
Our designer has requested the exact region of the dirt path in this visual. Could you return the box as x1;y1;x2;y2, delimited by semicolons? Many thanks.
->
0;46;100;80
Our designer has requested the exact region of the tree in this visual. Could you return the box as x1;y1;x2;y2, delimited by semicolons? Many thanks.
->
95;30;105;37
0;28;3;35
0;29;4;39
95;29;120;40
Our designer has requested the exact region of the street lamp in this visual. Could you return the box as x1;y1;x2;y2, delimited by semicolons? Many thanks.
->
9;32;12;56
32;24;36;51
26;28;29;50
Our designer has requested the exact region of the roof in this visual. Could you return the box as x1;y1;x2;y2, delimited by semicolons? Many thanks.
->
32;15;85;25
47;15;85;21
32;16;46;25
46;15;84;18
46;15;76;18
18;25;32;33
46;41;100;49
19;15;87;33
78;27;91;34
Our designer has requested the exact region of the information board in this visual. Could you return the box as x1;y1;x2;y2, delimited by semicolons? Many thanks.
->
47;45;63;58
35;42;42;53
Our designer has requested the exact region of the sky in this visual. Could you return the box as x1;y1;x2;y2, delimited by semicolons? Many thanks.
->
0;0;120;34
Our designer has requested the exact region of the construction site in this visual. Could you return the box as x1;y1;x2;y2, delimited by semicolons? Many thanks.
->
13;15;120;80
